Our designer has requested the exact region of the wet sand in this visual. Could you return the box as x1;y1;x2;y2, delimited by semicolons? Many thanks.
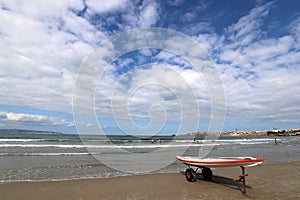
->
1;161;299;200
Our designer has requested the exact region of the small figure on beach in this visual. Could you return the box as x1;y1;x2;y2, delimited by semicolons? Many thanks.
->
194;138;201;143
151;138;162;144
275;137;278;145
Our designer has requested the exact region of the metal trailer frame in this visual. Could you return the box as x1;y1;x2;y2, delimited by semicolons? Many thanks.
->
183;163;249;194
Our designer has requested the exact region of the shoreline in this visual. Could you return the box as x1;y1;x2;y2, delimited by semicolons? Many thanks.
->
1;161;299;200
1;159;298;184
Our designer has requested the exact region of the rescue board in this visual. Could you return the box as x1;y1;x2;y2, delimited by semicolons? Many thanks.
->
176;156;264;168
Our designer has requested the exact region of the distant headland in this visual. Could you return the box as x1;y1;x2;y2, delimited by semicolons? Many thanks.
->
0;129;63;135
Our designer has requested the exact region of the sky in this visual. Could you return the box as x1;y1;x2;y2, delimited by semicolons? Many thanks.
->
0;0;300;135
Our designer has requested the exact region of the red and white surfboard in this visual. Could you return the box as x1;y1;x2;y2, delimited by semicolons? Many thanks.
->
176;156;264;168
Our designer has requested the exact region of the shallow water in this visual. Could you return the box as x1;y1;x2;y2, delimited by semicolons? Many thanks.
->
0;133;299;182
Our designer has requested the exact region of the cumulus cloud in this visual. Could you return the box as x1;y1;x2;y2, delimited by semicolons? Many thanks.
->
89;58;213;134
137;1;160;27
0;0;105;114
0;0;299;132
94;62;209;122
205;3;300;127
0;111;72;127
85;0;128;14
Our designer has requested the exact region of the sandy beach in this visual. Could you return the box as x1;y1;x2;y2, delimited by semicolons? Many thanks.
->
1;161;299;200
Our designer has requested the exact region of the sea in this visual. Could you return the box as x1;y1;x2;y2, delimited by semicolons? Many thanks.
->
0;133;299;183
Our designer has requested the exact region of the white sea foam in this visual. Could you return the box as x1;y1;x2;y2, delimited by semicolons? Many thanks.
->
0;152;91;156
1;141;271;149
0;144;93;148
0;137;276;149
201;138;275;142
0;139;45;142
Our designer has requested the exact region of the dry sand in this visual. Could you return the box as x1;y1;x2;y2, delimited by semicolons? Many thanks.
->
1;161;299;200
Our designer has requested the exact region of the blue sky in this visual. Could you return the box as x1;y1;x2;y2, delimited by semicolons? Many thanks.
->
0;0;300;135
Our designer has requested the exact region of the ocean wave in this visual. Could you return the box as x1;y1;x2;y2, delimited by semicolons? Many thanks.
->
0;152;91;156
0;139;45;142
201;138;276;142
0;141;272;149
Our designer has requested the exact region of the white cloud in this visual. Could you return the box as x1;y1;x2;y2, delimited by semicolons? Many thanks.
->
85;0;127;14
193;2;300;127
138;1;160;27
0;0;299;132
94;62;210;123
0;111;72;126
0;1;106;114
225;2;273;48
62;11;106;44
1;0;73;19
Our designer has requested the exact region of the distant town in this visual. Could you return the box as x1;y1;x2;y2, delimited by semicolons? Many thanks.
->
188;128;300;137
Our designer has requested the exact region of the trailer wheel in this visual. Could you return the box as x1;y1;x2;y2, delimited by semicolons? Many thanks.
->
185;168;197;182
202;167;213;181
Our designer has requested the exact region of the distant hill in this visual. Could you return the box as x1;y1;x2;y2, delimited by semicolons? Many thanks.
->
0;129;63;135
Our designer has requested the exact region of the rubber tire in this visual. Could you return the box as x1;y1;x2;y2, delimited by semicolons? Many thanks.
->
185;168;197;182
202;167;213;181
